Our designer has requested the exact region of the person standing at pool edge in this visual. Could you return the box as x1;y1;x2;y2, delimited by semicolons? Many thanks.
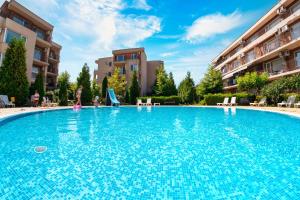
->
75;86;83;106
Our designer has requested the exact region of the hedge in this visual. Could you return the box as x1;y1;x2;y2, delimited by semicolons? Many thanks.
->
203;93;256;105
139;96;180;105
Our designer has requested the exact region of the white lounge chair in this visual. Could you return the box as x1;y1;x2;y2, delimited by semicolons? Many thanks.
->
278;96;296;107
250;97;267;107
137;99;145;106
146;98;152;106
229;96;237;106
217;97;229;106
0;95;15;107
294;101;300;108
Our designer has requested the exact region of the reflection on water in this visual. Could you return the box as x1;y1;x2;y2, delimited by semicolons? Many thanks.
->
147;106;152;112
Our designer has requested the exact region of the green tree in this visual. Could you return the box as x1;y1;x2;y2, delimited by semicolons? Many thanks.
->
92;79;100;98
101;76;108;98
108;68;127;96
58;71;70;106
129;70;140;104
77;63;93;105
166;72;177;95
178;72;196;104
196;65;223;98
68;82;77;101
125;88;130;104
152;66;169;96
237;72;268;94
0;38;29;106
32;73;45;103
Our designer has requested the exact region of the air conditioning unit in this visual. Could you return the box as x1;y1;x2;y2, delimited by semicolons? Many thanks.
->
239;52;245;58
277;6;287;15
281;24;289;32
239;40;246;46
279;50;290;57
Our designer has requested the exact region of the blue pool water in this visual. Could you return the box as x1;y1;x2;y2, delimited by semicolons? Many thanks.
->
0;107;300;199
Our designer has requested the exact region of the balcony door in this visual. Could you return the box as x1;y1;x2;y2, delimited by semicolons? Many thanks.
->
264;58;284;75
291;22;300;40
295;51;300;68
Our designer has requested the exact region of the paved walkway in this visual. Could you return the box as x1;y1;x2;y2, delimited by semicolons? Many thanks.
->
1;106;300;119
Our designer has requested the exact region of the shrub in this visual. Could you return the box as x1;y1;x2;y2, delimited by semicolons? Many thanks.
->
203;93;255;105
237;72;268;94
139;96;180;105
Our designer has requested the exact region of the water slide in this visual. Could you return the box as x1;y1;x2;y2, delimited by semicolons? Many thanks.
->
106;88;120;106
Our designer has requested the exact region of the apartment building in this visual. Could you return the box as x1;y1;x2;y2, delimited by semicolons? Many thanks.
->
0;0;61;90
212;0;300;92
94;48;164;96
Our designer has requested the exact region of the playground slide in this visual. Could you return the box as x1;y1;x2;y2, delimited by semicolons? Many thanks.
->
107;88;120;106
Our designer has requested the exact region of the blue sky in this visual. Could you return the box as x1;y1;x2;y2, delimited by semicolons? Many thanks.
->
12;0;277;84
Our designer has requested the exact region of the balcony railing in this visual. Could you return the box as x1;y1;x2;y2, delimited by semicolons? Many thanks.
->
215;4;300;68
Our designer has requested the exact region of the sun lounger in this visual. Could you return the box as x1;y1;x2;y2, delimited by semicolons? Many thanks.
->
229;97;237;106
294;101;300;108
146;98;152;106
250;97;267;106
137;99;145;106
0;95;15;107
278;96;296;107
217;97;229;106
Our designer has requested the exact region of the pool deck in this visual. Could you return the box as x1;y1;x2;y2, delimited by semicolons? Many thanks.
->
0;106;300;119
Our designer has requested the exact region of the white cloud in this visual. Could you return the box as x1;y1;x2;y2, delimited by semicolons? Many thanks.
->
184;11;243;43
160;51;178;58
130;0;151;11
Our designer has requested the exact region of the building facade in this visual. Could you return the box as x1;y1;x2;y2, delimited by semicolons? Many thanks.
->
94;48;163;96
0;0;61;90
212;0;300;92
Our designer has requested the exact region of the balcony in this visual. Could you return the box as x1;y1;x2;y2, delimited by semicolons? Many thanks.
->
215;6;300;70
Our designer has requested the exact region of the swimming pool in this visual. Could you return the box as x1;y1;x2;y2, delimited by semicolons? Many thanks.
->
0;107;299;199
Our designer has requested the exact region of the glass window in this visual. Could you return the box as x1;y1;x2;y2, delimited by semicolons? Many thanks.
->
295;51;300;68
119;66;126;75
109;62;112;67
107;72;112;76
232;60;240;69
31;66;40;81
12;16;25;26
264;58;284;75
130;64;138;71
36;28;46;40
116;55;125;61
291;22;300;40
34;48;43;60
291;1;300;13
245;50;256;63
265;38;280;53
131;53;138;59
5;29;26;44
265;17;281;32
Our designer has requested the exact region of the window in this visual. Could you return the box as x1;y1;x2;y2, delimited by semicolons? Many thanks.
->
31;66;40;81
246;33;259;44
36;28;46;40
109;62;112;67
116;55;125;61
291;1;300;13
107;72;112;76
95;74;98;80
4;29;26;44
119;66;126;75
0;53;3;66
295;51;300;68
264;58;284;75
291;22;300;40
232;60;240;69
264;17;281;32
12;16;25;26
264;38;280;53
131;53;138;59
245;50;256;63
130;64;138;71
34;48;43;60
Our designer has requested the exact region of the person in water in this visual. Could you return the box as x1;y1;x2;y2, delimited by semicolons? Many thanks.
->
75;86;83;106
